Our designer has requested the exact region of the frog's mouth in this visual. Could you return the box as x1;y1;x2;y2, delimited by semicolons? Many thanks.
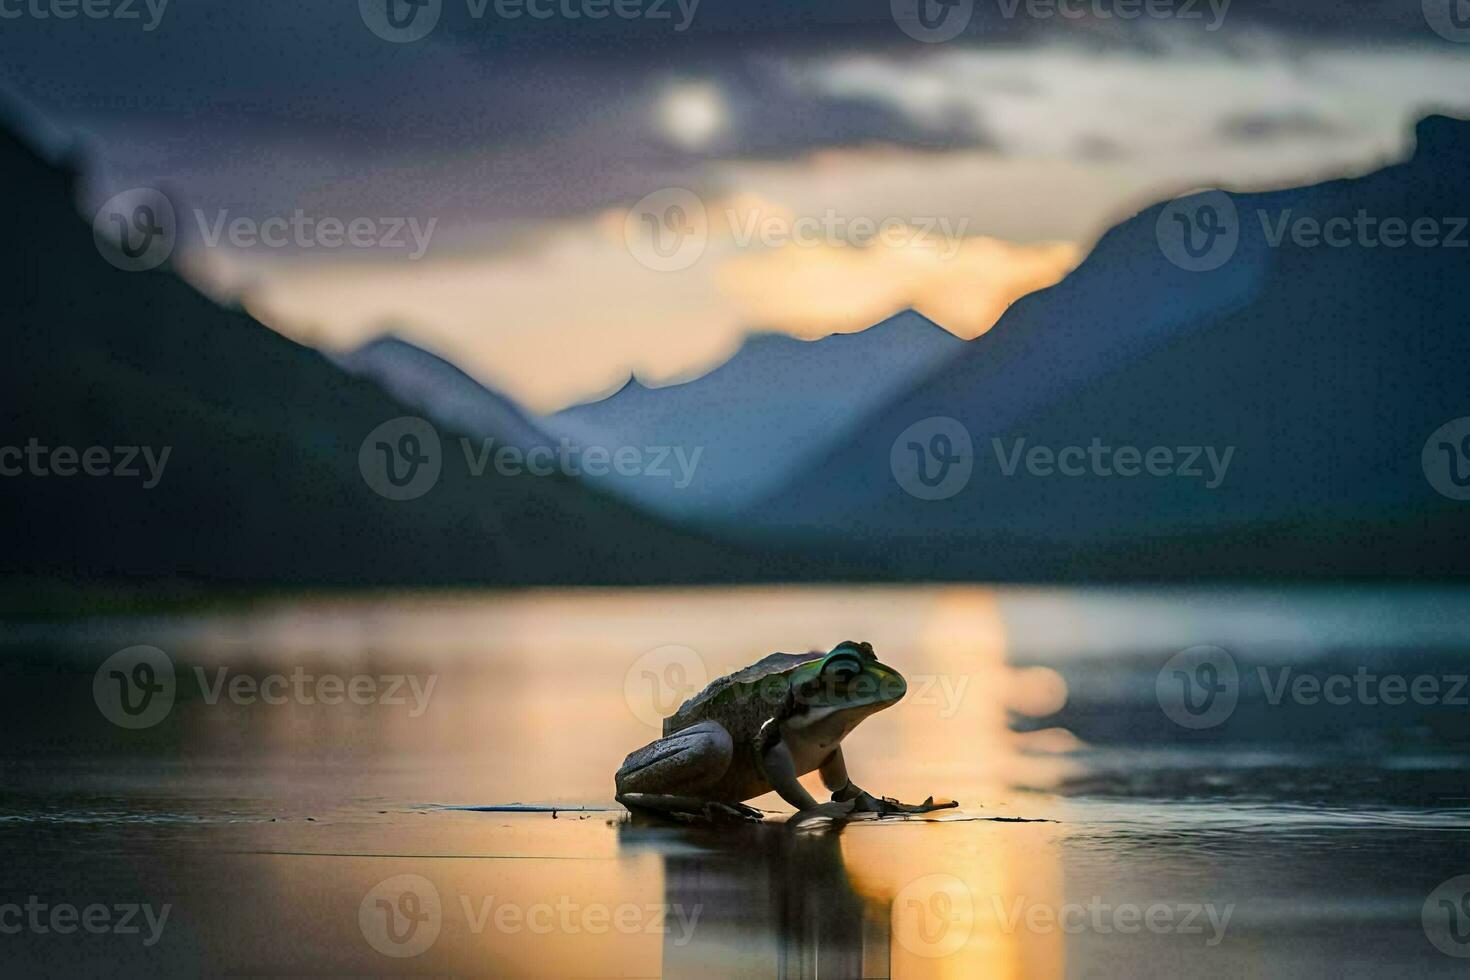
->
793;664;906;710
785;697;895;735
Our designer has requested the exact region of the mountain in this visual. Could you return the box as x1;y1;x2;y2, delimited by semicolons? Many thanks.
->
334;334;549;451
0;116;750;603
739;115;1470;579
545;311;966;519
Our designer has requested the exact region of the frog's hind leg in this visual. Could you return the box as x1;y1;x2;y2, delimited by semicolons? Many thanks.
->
618;793;762;822
615;722;759;821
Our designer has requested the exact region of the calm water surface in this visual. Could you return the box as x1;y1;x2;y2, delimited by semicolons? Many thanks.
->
3;586;1469;977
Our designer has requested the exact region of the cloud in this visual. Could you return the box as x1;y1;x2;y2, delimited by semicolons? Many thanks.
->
714;234;1080;339
24;10;1468;416
238;181;1079;411
794;39;1470;162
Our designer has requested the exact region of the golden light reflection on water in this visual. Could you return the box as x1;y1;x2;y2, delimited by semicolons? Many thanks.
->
155;586;1073;977
20;586;1470;976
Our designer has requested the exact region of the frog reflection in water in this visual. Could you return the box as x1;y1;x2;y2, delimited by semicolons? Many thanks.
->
616;641;956;821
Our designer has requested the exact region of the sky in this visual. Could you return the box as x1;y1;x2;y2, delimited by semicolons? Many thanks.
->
4;0;1470;410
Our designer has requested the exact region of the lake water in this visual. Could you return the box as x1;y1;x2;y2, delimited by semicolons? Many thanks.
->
3;585;1470;976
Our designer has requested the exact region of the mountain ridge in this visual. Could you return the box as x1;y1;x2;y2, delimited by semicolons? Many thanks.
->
736;112;1470;579
0;114;755;597
546;308;968;519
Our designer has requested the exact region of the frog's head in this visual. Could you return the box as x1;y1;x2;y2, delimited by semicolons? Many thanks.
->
784;640;907;737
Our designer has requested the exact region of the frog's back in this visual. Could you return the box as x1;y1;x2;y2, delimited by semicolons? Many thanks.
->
663;651;822;738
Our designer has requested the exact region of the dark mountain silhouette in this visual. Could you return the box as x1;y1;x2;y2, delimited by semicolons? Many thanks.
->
335;334;550;451
0;118;751;601
740;115;1470;579
547;311;965;519
8;106;1469;597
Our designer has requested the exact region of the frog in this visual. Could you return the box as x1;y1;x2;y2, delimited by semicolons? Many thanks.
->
615;640;956;822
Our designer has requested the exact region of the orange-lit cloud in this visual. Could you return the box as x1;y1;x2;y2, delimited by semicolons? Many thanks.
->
230;181;1081;413
714;233;1079;340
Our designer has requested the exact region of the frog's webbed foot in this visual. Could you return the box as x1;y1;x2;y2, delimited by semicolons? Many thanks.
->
617;793;763;824
828;771;958;815
853;792;959;816
795;790;958;825
704;801;764;822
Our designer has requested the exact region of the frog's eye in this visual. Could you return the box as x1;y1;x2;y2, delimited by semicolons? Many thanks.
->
821;650;864;683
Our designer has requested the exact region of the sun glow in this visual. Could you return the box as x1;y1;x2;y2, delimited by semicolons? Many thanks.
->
660;82;726;150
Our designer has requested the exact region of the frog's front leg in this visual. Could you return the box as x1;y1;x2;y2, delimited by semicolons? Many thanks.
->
819;746;866;803
819;745;960;816
758;738;822;811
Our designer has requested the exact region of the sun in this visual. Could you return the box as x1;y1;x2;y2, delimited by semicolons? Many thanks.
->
660;82;727;151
